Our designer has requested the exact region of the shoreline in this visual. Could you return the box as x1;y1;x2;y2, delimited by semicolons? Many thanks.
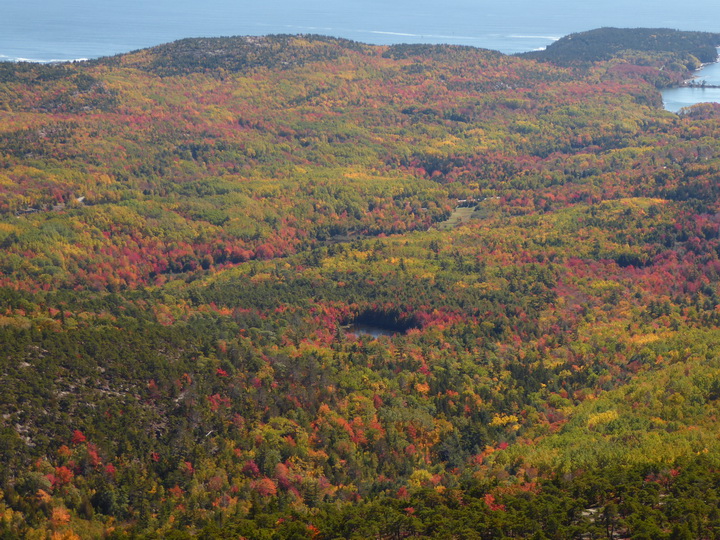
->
3;35;719;69
0;31;557;65
0;55;90;64
680;55;720;88
662;53;720;112
682;46;720;84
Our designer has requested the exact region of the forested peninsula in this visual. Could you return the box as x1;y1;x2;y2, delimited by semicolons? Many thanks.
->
3;27;720;538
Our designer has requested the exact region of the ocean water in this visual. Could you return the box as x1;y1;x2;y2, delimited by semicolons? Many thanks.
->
2;0;720;62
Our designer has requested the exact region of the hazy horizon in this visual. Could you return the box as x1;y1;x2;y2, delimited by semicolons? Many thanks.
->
2;0;719;62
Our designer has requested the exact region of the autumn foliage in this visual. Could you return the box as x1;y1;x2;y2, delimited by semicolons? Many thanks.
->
2;30;720;538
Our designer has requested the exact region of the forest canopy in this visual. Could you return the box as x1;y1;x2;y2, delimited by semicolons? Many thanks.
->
522;26;720;67
2;28;720;538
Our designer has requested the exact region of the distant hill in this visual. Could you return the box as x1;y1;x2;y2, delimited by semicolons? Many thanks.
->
96;34;374;76
522;27;720;67
93;29;720;77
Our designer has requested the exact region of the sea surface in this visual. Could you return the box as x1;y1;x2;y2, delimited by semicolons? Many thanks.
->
3;0;720;62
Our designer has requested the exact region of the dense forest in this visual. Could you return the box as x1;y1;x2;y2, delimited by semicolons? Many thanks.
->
523;27;720;67
2;27;720;538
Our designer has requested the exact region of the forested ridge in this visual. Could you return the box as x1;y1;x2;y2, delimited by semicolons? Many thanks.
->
523;27;720;68
2;29;720;538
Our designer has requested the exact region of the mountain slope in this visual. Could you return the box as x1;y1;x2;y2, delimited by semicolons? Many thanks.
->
2;31;720;538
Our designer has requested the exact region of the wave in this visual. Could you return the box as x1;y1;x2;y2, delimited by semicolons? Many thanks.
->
366;30;418;37
508;34;560;41
366;30;484;41
0;54;89;64
0;27;562;64
293;27;555;44
255;23;336;32
254;23;486;42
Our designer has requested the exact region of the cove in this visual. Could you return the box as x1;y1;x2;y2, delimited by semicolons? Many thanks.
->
662;52;720;112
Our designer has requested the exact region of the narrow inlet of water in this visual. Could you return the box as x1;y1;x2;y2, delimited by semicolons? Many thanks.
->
662;49;720;112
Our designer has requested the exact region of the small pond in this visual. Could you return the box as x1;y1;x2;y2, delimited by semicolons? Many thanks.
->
342;309;419;339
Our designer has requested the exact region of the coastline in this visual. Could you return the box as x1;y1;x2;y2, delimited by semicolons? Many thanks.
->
0;54;89;64
679;48;720;88
662;53;720;112
0;29;559;64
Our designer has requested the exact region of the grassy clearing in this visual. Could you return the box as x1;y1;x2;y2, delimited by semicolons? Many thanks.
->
432;206;476;230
